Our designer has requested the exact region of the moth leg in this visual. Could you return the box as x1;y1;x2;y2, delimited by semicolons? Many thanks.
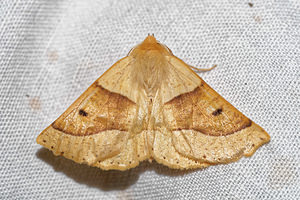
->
189;64;217;72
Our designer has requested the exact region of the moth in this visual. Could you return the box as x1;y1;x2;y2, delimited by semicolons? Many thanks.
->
37;35;270;171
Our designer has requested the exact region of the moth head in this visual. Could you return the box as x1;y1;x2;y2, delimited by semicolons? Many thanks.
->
128;35;173;57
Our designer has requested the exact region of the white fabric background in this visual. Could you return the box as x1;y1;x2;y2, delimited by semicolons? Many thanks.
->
0;0;299;199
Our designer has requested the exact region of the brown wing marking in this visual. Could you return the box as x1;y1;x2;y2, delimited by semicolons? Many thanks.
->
163;80;270;164
52;85;136;136
37;84;141;167
164;82;251;136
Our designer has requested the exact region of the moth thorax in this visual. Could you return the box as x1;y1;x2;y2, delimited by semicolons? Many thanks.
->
132;53;168;96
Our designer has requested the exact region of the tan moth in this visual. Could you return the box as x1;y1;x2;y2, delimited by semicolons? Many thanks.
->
37;35;270;171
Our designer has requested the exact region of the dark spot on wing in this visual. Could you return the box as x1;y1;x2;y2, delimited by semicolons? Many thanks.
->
79;109;88;116
212;108;223;116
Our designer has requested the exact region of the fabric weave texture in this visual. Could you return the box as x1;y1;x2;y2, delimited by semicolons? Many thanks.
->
0;0;299;199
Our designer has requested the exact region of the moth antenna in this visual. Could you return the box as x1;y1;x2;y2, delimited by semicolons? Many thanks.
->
189;64;217;72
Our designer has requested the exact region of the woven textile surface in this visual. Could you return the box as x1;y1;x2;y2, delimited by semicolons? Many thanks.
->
0;0;299;199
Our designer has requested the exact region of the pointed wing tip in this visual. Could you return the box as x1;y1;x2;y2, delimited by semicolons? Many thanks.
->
243;122;271;157
36;125;51;145
36;132;44;145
